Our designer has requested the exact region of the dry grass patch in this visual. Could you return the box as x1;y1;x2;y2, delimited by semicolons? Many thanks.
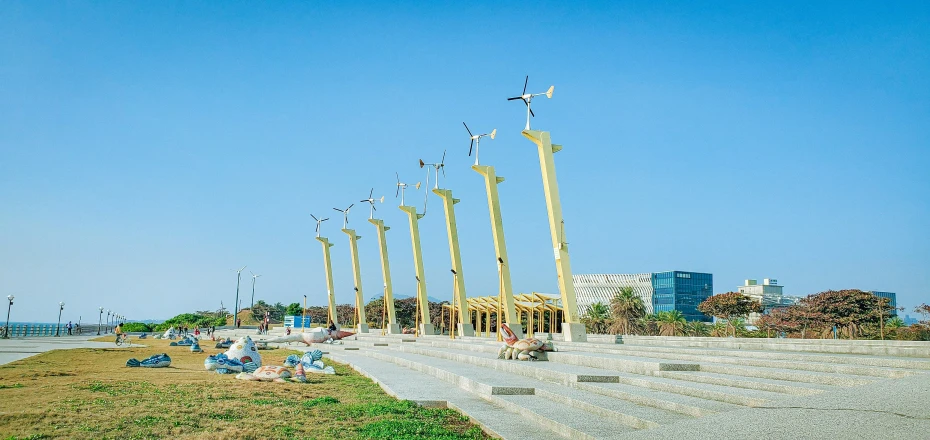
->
0;338;488;440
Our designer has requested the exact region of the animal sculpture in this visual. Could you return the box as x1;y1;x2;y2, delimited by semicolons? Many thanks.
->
223;336;262;367
162;329;176;340
170;336;197;347
126;353;171;368
497;323;552;361
190;340;203;353
300;350;336;374
215;338;233;349
262;328;354;346
236;366;293;382
204;353;258;374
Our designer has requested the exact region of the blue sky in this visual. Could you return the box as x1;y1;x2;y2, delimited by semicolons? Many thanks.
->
1;1;928;323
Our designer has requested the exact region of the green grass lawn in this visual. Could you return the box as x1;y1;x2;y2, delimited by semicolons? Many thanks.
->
0;339;488;440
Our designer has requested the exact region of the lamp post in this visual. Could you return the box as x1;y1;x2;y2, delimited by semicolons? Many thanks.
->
250;272;261;311
106;310;111;333
97;307;103;335
55;302;65;337
4;295;13;339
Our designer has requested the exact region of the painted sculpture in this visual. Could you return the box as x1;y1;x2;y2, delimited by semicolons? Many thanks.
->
282;350;336;374
262;328;354;346
292;363;308;383
497;323;553;361
162;329;176;340
215;337;233;349
190;340;203;353
170;335;197;347
126;353;171;368
204;353;258;374
235;366;292;382
223;336;262;367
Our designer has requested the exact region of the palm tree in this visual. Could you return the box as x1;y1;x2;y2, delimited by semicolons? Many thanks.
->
609;287;647;335
581;302;611;334
638;314;659;336
656;310;686;336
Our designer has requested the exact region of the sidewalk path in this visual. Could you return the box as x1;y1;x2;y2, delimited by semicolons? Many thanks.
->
0;335;132;365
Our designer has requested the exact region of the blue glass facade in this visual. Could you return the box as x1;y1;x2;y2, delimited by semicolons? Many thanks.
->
871;291;897;317
652;271;714;321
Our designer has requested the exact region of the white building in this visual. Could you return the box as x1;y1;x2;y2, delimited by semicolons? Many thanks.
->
573;273;655;315
738;278;793;324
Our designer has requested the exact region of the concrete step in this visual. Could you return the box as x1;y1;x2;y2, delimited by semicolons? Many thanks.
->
381;343;784;407
696;362;876;387
323;350;566;440
492;395;637;439
615;336;930;358
569;381;743;416
651;371;828;395
556;343;929;376
348;348;681;434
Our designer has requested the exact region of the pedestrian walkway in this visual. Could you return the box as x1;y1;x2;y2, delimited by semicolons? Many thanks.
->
0;335;130;365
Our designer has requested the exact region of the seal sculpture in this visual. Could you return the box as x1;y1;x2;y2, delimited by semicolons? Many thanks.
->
126;353;171;368
261;328;354;346
204;353;258;374
497;323;552;361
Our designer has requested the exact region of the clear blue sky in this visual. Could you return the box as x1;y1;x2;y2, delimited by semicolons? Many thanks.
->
1;1;928;323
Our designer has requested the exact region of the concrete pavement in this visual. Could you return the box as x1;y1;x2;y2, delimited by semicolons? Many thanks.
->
0;335;134;365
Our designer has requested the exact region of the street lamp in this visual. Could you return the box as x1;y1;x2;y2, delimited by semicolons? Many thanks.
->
55;302;65;337
97;307;103;335
4;295;13;339
250;271;262;311
106;310;111;333
234;266;247;328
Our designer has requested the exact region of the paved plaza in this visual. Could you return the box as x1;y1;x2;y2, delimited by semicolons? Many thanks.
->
3;330;928;439
289;331;930;440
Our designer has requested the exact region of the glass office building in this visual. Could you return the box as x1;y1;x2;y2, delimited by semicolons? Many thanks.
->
574;271;714;322
652;271;714;321
870;291;897;317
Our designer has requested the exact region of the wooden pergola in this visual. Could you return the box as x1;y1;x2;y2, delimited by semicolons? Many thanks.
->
441;292;563;338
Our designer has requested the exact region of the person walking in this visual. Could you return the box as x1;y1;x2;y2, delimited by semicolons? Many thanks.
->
66;321;73;336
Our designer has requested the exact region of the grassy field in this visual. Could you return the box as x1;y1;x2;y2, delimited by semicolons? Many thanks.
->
0;337;488;440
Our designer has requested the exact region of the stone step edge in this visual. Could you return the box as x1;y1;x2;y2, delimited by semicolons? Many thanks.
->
698;364;874;387
371;344;768;408
534;388;660;430
362;349;535;396
652;371;823;396
325;352;511;440
568;382;716;418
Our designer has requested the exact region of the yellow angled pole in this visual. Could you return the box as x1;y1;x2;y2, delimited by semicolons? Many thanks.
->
315;236;339;330
521;129;586;342
342;228;368;334
400;206;433;335
369;218;399;334
432;188;475;337
474;164;524;339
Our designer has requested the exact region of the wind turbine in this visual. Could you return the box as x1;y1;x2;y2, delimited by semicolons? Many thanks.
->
311;213;329;238
233;265;247;325
419;150;447;190
507;75;554;130
333;203;354;229
360;188;384;219
464;122;497;166
250;271;262;310
395;172;421;206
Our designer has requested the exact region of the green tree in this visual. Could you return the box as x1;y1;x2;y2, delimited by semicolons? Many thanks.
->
609;287;646;335
581;302;611;334
285;303;303;317
804;289;893;339
656;310;686;336
697;292;763;337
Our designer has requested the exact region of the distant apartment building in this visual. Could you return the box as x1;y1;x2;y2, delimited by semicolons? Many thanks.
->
738;279;898;323
574;271;713;321
738;278;793;324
